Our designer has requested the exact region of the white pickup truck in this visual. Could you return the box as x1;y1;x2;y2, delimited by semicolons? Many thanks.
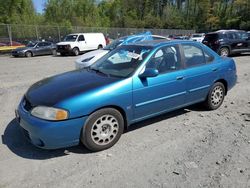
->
56;33;106;56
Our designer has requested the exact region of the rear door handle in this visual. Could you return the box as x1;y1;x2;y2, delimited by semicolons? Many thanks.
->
176;76;184;80
212;68;218;72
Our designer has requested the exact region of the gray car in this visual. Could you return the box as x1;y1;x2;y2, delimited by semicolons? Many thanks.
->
12;41;56;57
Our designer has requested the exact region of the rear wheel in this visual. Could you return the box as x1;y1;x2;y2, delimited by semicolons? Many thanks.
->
25;51;32;57
98;44;103;49
205;82;225;110
219;47;229;57
73;48;80;56
81;108;124;151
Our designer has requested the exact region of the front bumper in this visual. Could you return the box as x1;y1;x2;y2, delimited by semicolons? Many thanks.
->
16;103;88;149
56;46;73;54
12;51;25;57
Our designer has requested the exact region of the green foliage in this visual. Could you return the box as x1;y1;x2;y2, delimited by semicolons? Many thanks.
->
0;0;249;31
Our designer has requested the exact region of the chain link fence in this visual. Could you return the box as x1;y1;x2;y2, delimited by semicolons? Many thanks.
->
0;24;195;45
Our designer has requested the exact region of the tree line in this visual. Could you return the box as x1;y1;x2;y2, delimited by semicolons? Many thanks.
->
0;0;249;31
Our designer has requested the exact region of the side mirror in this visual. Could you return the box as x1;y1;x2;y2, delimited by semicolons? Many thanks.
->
139;68;159;78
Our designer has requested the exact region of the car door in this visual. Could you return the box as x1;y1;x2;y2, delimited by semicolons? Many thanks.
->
42;42;53;55
132;45;186;120
181;43;219;105
35;42;50;55
77;35;87;52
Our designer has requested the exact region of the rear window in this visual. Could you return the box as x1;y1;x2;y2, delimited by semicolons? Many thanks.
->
204;34;219;41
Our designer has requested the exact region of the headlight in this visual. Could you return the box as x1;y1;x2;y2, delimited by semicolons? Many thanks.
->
31;106;68;121
81;56;94;63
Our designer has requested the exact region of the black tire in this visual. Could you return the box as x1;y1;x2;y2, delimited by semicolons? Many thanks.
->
98;44;103;49
81;108;124;152
73;47;80;56
205;82;225;110
25;51;32;57
219;47;230;57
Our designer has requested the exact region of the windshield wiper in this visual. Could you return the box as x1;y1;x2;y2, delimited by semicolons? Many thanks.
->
88;67;110;77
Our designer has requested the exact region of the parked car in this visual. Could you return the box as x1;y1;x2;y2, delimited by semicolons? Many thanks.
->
75;33;167;69
56;33;106;56
16;40;237;151
12;41;56;57
202;30;250;56
0;42;6;46
7;41;24;46
190;33;205;43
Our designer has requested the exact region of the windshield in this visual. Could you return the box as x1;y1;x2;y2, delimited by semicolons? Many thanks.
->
26;42;37;47
63;35;78;42
90;45;152;78
204;34;219;41
103;37;126;50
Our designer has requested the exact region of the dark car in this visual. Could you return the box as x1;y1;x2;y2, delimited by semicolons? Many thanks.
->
12;41;56;57
202;30;250;56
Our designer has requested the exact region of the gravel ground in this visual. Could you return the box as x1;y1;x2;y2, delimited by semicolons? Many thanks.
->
0;54;250;188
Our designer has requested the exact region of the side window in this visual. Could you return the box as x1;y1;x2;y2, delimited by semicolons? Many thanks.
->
227;33;235;39
241;33;248;40
204;50;214;63
182;44;205;67
78;35;85;41
146;45;181;74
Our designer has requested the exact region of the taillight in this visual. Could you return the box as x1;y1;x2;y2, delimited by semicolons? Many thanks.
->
105;37;110;45
214;40;220;44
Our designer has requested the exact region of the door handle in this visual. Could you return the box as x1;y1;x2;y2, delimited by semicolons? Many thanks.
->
212;68;218;72
176;76;184;80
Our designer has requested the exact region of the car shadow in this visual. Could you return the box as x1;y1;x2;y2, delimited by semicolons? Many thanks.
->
2;119;91;160
3;104;205;160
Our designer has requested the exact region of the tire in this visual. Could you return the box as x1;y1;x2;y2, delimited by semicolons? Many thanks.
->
52;49;57;56
81;108;124;152
25;51;32;57
73;47;80;56
98;45;103;49
219;47;230;57
205;82;225;110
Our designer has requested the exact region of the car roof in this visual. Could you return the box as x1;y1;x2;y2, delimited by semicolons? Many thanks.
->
207;29;246;35
124;39;197;48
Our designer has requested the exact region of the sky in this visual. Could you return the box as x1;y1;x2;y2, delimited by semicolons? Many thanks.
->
32;0;47;13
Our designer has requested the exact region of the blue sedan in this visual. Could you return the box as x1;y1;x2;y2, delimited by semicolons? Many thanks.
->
16;40;237;151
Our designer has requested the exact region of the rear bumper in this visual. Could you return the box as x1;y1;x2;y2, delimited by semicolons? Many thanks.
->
16;102;88;149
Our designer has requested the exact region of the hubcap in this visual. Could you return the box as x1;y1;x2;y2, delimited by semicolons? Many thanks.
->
91;115;119;146
211;86;223;106
220;49;228;57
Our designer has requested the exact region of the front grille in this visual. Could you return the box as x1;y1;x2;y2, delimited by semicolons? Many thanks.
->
23;97;33;112
57;45;65;49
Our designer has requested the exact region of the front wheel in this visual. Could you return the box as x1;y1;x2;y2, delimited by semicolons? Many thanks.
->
219;47;229;57
25;51;32;57
81;108;124;151
205;82;225;110
73;48;80;56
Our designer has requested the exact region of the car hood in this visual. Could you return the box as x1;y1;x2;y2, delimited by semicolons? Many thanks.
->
14;47;32;51
56;41;75;45
25;69;121;107
77;49;109;61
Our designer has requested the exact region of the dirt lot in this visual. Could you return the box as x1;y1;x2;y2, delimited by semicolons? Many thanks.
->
0;54;250;188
